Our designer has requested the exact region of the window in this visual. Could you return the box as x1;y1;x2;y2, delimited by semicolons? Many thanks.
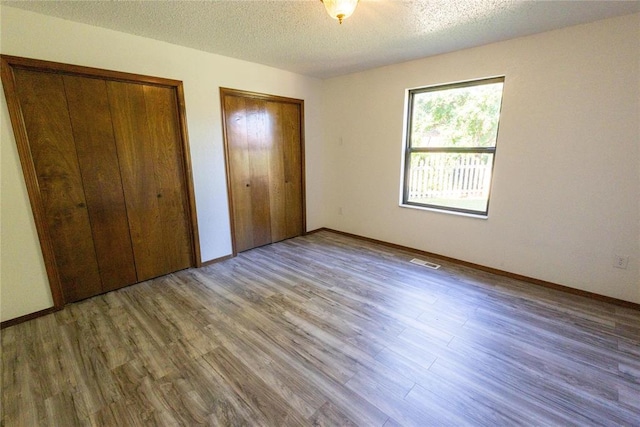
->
401;77;505;216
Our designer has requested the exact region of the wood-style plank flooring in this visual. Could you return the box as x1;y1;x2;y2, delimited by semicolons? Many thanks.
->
2;230;640;426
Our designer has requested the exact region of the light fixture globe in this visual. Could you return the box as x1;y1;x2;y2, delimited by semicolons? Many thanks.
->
321;0;359;24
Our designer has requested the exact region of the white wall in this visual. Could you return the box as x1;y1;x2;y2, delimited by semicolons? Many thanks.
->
2;8;638;323
323;13;640;304
0;6;326;322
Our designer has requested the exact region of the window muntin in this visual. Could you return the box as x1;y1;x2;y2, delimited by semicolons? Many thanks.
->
402;77;504;216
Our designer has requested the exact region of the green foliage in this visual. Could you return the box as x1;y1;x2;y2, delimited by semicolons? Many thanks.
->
411;82;503;147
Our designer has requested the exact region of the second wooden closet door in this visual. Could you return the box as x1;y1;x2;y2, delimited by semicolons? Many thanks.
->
223;91;304;253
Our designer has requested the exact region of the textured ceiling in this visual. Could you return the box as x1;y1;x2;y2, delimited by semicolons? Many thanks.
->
3;0;639;79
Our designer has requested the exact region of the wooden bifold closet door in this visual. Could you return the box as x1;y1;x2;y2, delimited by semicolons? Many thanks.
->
221;88;305;253
2;56;200;306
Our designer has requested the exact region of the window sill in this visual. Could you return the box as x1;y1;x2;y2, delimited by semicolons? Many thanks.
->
399;203;489;220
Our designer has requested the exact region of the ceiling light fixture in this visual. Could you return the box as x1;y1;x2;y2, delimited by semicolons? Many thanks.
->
321;0;359;24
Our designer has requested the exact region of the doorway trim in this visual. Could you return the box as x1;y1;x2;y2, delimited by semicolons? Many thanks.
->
219;87;306;256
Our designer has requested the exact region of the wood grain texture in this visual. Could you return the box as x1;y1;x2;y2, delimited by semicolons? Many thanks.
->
266;100;287;243
107;80;165;281
2;230;639;426
107;81;193;281
142;84;194;274
13;68;103;302
224;94;258;252
246;97;273;248
0;307;57;329
281;101;303;240
3;55;201;310
63;74;138;292
221;88;305;254
316;227;640;311
174;82;202;268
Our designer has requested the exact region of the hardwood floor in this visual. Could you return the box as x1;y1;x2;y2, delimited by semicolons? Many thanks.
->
2;230;639;426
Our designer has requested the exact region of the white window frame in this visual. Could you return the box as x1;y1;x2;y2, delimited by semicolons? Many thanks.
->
400;76;505;217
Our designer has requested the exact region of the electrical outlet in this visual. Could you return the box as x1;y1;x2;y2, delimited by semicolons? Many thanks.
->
613;255;629;270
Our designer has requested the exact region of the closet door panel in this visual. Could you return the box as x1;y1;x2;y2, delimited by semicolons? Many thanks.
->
4;56;200;307
265;101;287;243
13;69;102;302
63;75;137;292
142;85;193;273
281;102;303;239
246;98;273;249
106;81;165;281
222;89;305;254
225;96;255;252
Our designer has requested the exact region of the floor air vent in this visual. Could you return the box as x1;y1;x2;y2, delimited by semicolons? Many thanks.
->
409;258;441;270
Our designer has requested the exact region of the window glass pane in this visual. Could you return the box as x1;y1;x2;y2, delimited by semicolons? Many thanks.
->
410;82;503;148
406;152;494;213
